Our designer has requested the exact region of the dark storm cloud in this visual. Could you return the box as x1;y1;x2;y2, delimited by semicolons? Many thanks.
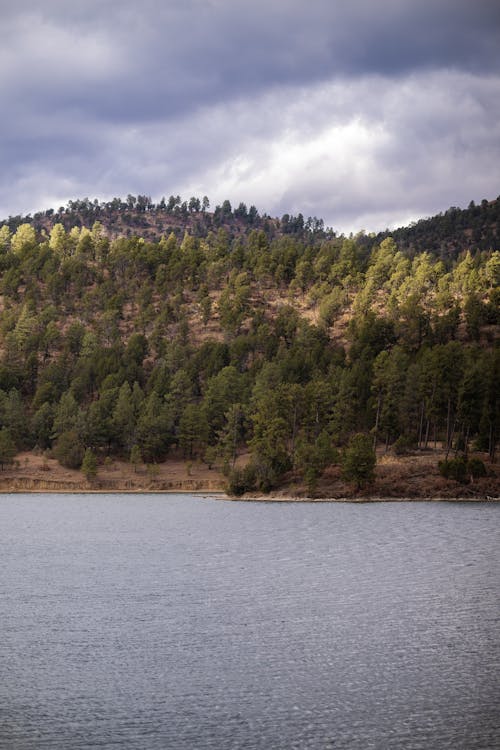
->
1;0;499;229
4;0;500;121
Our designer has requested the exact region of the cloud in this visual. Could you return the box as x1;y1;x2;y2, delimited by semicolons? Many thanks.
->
1;1;499;231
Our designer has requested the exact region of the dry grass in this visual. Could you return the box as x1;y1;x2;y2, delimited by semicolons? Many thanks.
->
0;449;497;500
0;451;226;493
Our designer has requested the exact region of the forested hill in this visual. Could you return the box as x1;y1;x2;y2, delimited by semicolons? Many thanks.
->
2;194;499;260
0;196;285;244
0;193;498;494
366;197;500;260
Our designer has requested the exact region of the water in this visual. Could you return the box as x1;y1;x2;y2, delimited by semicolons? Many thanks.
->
1;494;499;749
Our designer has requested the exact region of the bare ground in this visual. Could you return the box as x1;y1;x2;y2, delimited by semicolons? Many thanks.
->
0;449;498;501
0;452;226;494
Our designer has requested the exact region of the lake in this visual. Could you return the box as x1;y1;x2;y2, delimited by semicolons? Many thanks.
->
1;493;499;749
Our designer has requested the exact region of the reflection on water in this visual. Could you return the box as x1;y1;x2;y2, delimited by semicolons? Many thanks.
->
1;494;499;749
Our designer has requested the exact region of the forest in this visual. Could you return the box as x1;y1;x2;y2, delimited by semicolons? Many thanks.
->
0;195;498;494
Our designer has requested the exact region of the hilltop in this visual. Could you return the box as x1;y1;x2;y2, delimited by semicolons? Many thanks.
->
1;195;300;244
368;197;500;260
2;193;499;261
0;193;498;498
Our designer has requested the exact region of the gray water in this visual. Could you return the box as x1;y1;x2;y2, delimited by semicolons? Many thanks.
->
1;494;499;750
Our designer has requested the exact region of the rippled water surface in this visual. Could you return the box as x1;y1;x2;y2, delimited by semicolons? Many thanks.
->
1;494;499;749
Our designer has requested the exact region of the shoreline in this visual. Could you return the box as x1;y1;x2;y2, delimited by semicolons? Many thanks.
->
1;450;497;502
230;494;500;503
0;482;497;503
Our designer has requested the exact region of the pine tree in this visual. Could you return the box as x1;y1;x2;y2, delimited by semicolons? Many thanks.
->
342;433;376;490
81;448;98;480
0;428;16;469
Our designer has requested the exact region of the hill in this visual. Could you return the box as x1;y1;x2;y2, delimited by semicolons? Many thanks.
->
0;194;498;497
365;197;500;260
2;193;499;262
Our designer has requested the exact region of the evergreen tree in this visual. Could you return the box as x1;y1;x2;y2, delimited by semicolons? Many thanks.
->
81;447;98;480
342;433;376;490
0;427;16;469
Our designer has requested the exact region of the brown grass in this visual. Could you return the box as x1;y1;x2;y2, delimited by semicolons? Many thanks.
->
0;449;497;500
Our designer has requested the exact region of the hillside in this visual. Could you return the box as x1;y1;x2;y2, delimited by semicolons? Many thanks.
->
2;194;499;261
1;196;285;244
0;194;498;497
367;197;500;260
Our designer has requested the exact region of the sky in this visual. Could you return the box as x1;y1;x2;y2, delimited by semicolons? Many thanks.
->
2;0;500;234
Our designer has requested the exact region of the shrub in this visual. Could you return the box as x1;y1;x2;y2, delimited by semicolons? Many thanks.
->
81;448;98;480
342;433;376;490
438;457;467;483
227;463;257;496
393;434;415;455
54;430;85;469
130;444;142;472
467;457;487;479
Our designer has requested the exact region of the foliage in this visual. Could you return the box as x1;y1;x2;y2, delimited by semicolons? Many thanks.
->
0;427;16;468
439;456;488;484
226;464;257;496
0;193;497;490
466;457;487;479
130;444;142;472
342;433;376;489
53;430;85;469
81;447;98;480
438;457;467;483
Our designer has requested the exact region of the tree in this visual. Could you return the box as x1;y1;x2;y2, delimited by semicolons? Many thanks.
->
215;403;245;468
31;402;54;450
11;224;36;255
112;381;137;450
178;403;209;458
130;444;142;472
81;448;98;480
342;433;376;490
295;429;337;494
52;391;79;438
3;389;29;448
49;223;67;255
0;427;16;469
203;366;244;442
0;225;11;252
53;430;85;469
136;392;173;462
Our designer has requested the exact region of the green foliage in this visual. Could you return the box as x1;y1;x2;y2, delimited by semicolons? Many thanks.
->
136;392;173;462
0;194;497;488
178;403;209;458
226;463;257;496
53;430;85;469
0;427;16;468
81;448;98;480
11;224;36;255
342;433;376;489
439;455;487;484
295;430;338;494
392;434;415;455
466;457;487;479
129;444;142;471
438;457;467;484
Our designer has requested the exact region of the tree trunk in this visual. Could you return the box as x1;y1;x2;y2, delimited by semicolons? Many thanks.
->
446;398;452;451
418;402;425;449
373;394;381;450
446;418;457;460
